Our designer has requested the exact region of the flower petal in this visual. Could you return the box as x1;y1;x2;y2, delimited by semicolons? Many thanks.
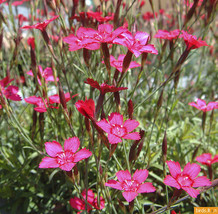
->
70;197;85;210
108;133;122;144
73;148;92;162
123;132;141;140
123;119;139;132
133;169;148;183
137;182;156;193
122;191;138;202
183;163;200;179
196;99;206;108
39;157;59;168
97;119;111;133
163;175;180;189
45;141;63;157
108;112;123;126
166;161;181;178
59;162;76;171
192;176;211;187
182;187;199;198
105;180;123;190
64;137;80;153
116;170;131;182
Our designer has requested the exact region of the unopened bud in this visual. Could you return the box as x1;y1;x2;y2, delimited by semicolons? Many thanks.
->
46;0;56;11
122;50;133;73
128;99;133;119
162;131;167;162
58;82;67;110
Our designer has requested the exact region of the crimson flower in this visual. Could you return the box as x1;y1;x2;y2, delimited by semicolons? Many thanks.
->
27;65;59;85
196;153;218;166
21;15;59;31
103;55;140;72
113;31;158;57
180;31;209;50
97;112;140;144
154;29;181;40
188;99;218;112
142;11;158;21
75;98;95;119
164;160;211;198
0;0;7;4
39;137;92;171
105;169;156;202
85;78;128;94
0;76;21;101
70;189;105;213
27;37;35;49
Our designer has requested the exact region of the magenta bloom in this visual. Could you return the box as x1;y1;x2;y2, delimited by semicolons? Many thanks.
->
180;31;209;50
97;112;140;144
39;137;92;171
164;161;211;198
196;153;218;166
27;65;59;85
105;169;156;202
113;31;158;57
75;98;95;119
188;99;218;112
85;78;128;94
154;29;180;40
70;189;105;213
21;15;59;31
103;55;140;72
0;76;21;101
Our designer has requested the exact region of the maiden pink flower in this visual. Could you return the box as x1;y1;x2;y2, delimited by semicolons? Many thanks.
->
113;31;158;57
75;98;95;119
105;169;156;202
96;112;140;144
196;153;218;166
21;15;59;31
154;29;181;40
39;137;92;171
70;189;105;213
103;55;140;72
164;161;211;198
188;99;218;112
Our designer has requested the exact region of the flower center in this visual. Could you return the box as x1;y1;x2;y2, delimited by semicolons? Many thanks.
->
111;125;127;137
56;151;74;165
177;174;193;187
122;179;139;192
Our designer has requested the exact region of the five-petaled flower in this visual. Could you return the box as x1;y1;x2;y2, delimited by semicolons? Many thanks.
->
164;160;211;198
188;99;218;112
97;112;140;144
75;98;95;119
70;189;105;213
196;153;218;166
39;137;92;171
105;169;156;202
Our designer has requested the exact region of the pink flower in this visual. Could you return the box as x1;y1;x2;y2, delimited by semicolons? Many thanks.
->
70;189;105;213
196;153;218;166
188;99;218;112
27;65;59;85
84;78;128;94
142;11;158;21
103;55;140;72
164;161;211;198
0;0;7;4
105;169;156;202
39;137;92;171
113;31;158;57
21;15;59;31
75;98;95;119
96;112;140;144
154;29;181;40
180;31;209;50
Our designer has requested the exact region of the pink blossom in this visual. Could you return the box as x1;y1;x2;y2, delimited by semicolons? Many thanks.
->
154;29;181;40
84;78;128;94
164;161;211;198
21;15;59;31
196;153;218;166
105;169;156;202
70;189;105;213
188;99;218;112
180;31;209;50
75;98;95;119
27;65;59;85
113;31;158;57
39;137;92;171
97;112;140;144
142;11;158;21
103;55;140;72
0;0;7;4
